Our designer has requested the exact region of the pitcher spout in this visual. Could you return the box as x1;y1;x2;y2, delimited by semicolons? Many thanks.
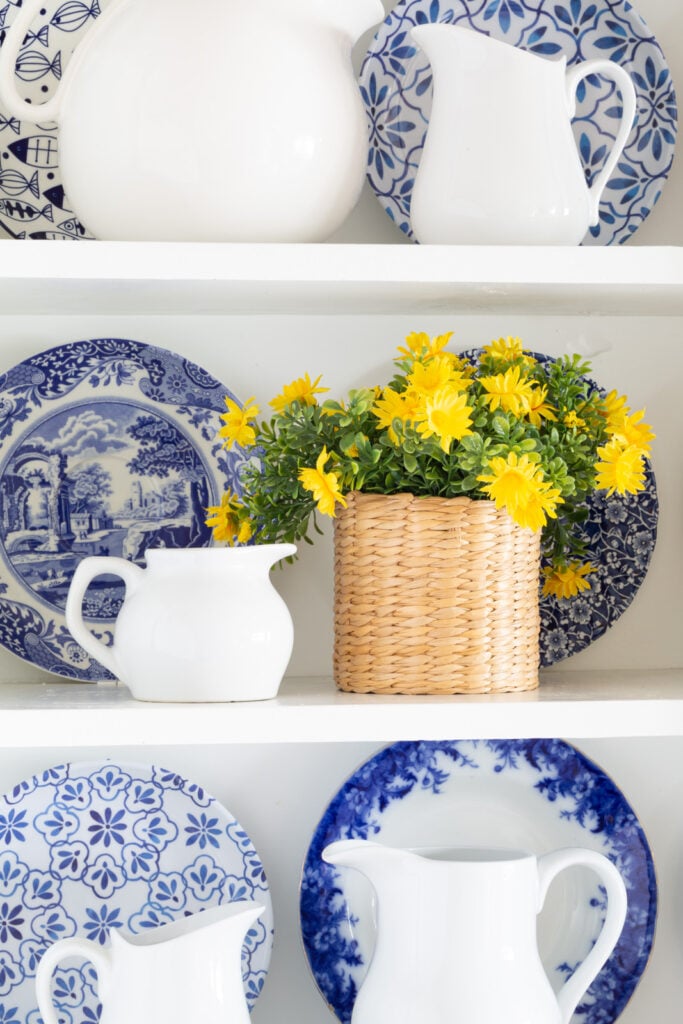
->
322;839;413;879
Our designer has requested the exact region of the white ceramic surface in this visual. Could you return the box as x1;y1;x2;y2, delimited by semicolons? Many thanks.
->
65;546;296;701
323;841;627;1024
409;25;636;244
0;0;383;241
37;901;262;1024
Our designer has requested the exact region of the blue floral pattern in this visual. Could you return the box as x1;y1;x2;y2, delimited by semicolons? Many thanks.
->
0;338;252;680
460;349;658;665
0;760;272;1023
300;739;656;1024
359;0;677;245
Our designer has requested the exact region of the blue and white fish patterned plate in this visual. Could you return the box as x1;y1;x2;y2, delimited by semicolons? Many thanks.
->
0;338;250;680
359;0;677;245
0;759;273;1023
300;738;656;1024
459;348;658;667
0;0;108;240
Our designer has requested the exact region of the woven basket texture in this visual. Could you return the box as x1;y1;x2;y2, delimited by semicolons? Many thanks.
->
333;491;541;695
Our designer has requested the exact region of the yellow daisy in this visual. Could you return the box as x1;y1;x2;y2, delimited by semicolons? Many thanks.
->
205;491;253;546
298;446;348;517
270;373;329;412
563;410;586;430
542;562;596;600
594;439;646;496
527;385;557;427
407;355;468;397
477;452;544;514
607;408;655;456
513;482;564;532
479;366;536;417
372;387;423;442
483;336;530;363
416;387;474;453
602;389;630;427
219;395;259;450
397;330;453;362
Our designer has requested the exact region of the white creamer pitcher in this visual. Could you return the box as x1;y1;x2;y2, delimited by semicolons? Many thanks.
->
65;545;296;701
323;840;627;1024
36;901;263;1024
409;24;637;245
0;0;383;241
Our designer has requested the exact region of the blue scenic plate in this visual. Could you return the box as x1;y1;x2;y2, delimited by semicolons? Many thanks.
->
0;338;250;680
359;0;677;245
459;348;658;666
300;738;657;1024
0;759;273;1023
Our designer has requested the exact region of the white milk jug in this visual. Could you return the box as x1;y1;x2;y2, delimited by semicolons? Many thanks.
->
0;0;383;240
323;841;627;1024
409;24;637;244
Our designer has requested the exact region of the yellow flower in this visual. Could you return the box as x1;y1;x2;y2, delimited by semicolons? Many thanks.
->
542;562;596;600
602;389;630;429
397;330;454;362
416;387;474;453
595;440;646;496
407;355;468;397
607;409;655;456
479;366;536;416
514;482;564;532
527;386;557;427
477;452;562;530
270;373;329;412
298;446;347;517
218;395;259;450
563;410;586;430
484;336;532;363
372;387;423;441
205;491;253;546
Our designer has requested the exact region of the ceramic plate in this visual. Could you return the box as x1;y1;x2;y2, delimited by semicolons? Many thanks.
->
0;759;273;1022
359;0;677;245
0;338;250;680
300;738;656;1024
459;349;658;666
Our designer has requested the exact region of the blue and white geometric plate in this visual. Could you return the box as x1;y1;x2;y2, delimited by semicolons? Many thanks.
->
0;338;251;680
300;739;657;1024
0;0;111;240
359;0;677;245
460;349;658;667
0;759;273;1023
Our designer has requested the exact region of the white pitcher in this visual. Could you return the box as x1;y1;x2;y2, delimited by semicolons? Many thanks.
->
65;545;296;701
409;24;637;245
323;840;627;1024
0;0;383;241
36;901;263;1024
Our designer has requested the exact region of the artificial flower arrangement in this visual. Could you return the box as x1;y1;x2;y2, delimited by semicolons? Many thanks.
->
206;332;654;600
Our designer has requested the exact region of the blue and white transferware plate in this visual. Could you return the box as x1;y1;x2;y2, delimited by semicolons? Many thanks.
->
0;759;273;1022
300;739;656;1024
0;338;250;680
0;0;111;240
460;348;658;666
359;0;677;245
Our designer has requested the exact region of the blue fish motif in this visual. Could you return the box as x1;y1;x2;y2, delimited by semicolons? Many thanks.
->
0;168;40;197
43;183;69;210
28;229;76;239
0;113;21;134
51;0;101;32
58;216;87;237
14;48;62;82
21;24;50;48
0;199;53;222
0;6;8;30
8;135;59;168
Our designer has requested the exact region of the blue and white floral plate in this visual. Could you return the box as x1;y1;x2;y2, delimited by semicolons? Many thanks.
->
460;348;658;666
0;759;273;1023
0;338;249;680
300;739;656;1024
359;0;677;245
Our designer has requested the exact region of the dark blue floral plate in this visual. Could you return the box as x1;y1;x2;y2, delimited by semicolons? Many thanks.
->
0;759;273;1023
0;338;248;680
359;0;677;245
300;738;656;1024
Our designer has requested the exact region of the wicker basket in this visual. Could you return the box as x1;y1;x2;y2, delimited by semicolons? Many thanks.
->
333;492;541;695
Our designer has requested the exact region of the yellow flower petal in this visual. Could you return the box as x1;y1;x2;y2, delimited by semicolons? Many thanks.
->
298;446;348;518
270;373;329;412
416;387;473;453
479;366;536;416
542;562;596;600
595;440;646;496
219;395;259;450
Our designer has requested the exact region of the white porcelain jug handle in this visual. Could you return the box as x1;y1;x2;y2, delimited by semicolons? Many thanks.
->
37;937;112;1024
537;848;628;1024
0;0;69;122
65;556;145;678
564;60;637;226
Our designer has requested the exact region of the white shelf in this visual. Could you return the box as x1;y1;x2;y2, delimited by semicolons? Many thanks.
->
0;241;681;316
1;669;681;747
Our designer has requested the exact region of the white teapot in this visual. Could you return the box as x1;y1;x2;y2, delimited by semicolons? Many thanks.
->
0;0;383;241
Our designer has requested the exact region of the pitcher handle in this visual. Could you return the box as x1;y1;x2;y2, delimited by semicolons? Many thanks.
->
565;59;637;226
37;937;112;1024
537;848;627;1024
65;556;144;678
0;0;67;122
